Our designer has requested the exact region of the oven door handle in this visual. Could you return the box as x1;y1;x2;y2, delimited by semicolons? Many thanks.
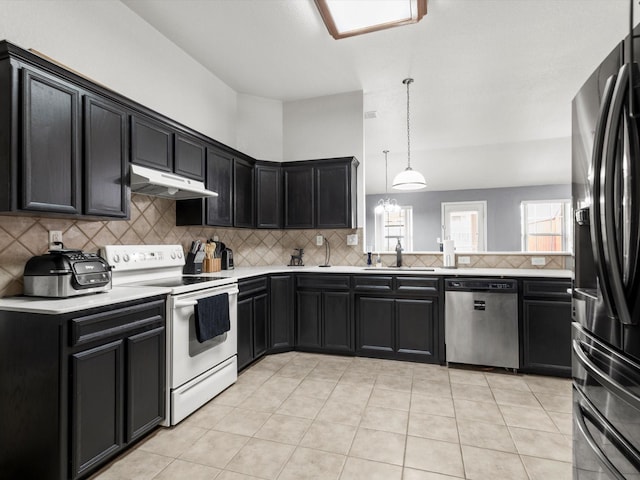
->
174;300;198;308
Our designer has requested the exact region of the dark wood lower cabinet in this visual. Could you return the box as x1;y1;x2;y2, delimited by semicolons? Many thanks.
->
521;299;572;376
71;341;123;478
0;297;165;480
356;297;394;355
356;295;441;363
238;277;269;370
296;288;353;354
269;275;294;352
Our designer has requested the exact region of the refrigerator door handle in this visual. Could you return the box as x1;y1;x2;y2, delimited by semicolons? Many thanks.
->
602;63;635;325
590;73;618;319
573;339;640;411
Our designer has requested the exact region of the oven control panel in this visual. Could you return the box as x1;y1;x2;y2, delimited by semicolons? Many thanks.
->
101;244;185;270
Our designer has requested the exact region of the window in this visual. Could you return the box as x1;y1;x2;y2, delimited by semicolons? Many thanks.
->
374;205;413;252
521;200;572;252
441;201;487;252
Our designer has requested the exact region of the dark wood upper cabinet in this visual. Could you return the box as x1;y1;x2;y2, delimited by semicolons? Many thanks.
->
131;115;174;173
22;67;81;214
255;163;282;229
206;147;234;226
233;157;255;228
284;157;358;229
284;165;315;229
176;147;256;228
174;133;205;181
84;95;129;218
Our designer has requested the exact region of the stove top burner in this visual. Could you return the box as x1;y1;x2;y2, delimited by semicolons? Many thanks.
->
133;276;227;288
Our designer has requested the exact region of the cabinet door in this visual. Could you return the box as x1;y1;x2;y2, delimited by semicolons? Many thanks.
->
206;147;233;226
269;275;294;351
126;326;165;442
237;296;254;370
356;297;394;355
256;164;282;228
522;299;572;376
84;95;129;218
296;291;322;348
71;340;123;479
131;115;173;172
322;291;352;352
396;298;438;362
316;162;351;228
234;157;255;228
284;166;314;228
175;133;205;181
253;293;269;360
22;67;81;214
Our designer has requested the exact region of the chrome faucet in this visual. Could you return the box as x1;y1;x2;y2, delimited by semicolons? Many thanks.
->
395;239;403;267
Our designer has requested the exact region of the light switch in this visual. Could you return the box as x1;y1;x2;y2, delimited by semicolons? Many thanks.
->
458;256;471;265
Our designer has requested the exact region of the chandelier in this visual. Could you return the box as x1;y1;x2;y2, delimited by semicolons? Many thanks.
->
375;150;400;214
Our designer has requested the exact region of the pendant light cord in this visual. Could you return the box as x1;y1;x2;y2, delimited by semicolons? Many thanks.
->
383;149;389;193
403;78;414;170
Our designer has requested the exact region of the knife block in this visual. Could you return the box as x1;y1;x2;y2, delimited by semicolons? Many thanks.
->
183;251;205;274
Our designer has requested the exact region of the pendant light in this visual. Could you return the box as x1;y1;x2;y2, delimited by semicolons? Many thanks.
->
392;78;427;190
375;150;400;213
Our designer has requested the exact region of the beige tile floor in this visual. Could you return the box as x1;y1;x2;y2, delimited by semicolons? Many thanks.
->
92;352;573;480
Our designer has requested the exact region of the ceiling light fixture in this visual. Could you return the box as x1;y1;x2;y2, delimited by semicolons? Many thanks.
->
314;0;427;40
375;150;400;214
392;78;427;191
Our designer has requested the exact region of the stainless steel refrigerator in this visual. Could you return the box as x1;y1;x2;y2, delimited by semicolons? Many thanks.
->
572;26;640;479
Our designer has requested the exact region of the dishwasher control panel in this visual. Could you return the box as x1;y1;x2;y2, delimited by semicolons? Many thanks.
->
445;278;517;293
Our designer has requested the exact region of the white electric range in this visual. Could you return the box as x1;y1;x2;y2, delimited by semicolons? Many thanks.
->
101;244;238;426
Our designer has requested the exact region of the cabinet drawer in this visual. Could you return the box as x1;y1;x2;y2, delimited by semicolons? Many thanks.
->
523;280;571;299
239;276;268;297
396;277;440;295
353;276;393;292
297;275;351;290
70;299;165;348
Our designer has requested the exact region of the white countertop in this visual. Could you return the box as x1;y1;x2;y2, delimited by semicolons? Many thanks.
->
0;265;571;315
199;265;572;280
0;285;172;314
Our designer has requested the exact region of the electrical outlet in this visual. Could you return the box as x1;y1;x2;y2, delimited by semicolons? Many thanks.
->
458;256;471;265
49;230;63;249
531;257;546;266
213;235;219;242
347;234;358;246
316;235;324;246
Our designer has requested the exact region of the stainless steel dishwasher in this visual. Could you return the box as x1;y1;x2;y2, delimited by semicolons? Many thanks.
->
445;278;519;370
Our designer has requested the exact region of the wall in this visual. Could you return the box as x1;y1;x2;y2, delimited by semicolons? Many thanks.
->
366;184;572;251
0;0;238;146
0;194;567;298
0;195;362;297
237;94;283;161
283;91;365;225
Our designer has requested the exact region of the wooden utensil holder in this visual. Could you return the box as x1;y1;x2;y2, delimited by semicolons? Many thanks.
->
203;258;221;273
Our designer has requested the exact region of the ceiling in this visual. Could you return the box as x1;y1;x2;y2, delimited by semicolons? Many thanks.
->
121;0;635;193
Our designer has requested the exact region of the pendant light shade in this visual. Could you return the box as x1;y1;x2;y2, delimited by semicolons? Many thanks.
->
393;78;426;191
392;167;427;190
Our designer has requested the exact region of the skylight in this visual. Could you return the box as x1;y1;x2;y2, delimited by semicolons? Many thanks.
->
314;0;427;40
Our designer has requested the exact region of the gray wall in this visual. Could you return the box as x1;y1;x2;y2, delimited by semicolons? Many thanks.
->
366;184;571;251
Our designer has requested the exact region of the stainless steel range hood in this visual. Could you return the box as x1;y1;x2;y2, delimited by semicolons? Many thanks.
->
130;164;218;200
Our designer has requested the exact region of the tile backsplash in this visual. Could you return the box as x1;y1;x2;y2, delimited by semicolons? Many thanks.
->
0;194;569;297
